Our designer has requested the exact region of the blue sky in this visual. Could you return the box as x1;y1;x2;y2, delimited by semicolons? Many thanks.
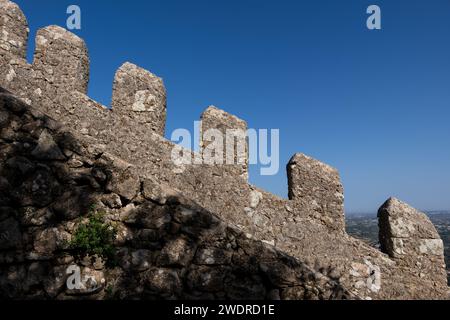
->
15;0;450;213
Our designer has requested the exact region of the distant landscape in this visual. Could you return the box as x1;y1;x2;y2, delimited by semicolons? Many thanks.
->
346;211;450;284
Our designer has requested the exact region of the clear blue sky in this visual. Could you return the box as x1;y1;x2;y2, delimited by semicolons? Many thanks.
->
15;0;450;213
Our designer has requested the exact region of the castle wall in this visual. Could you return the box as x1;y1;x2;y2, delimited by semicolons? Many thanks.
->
200;105;248;179
0;92;351;299
378;198;448;289
0;0;28;59
0;0;448;299
112;62;167;135
287;153;345;232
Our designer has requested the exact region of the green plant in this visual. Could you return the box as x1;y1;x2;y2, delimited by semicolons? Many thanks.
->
69;208;117;261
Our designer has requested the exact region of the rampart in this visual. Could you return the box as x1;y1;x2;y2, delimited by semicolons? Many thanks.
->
0;0;448;299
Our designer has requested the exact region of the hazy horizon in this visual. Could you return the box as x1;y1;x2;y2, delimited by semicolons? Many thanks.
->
346;209;450;217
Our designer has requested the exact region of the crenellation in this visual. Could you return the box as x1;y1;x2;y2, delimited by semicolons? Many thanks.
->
0;0;448;300
378;197;447;291
112;62;167;136
0;0;28;59
33;26;89;94
0;93;353;299
200;105;248;179
287;153;345;232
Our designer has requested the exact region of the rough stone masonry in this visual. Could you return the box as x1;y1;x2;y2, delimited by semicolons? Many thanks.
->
0;0;448;299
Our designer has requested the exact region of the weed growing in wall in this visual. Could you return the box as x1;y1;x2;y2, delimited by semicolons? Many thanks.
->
68;205;117;262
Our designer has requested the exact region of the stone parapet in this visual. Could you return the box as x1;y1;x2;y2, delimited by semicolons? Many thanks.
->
287;153;345;232
0;0;448;300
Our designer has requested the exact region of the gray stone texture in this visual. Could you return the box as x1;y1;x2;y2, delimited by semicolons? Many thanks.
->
378;198;448;293
0;0;28;59
0;94;350;299
0;0;448;300
33;25;89;94
200;105;248;179
112;62;166;135
287;153;345;232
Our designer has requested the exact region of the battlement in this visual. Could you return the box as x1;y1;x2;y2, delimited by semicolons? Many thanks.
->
200;105;248;179
0;0;336;227
112;62;167;135
0;0;448;299
287;154;345;231
0;0;28;59
378;198;447;284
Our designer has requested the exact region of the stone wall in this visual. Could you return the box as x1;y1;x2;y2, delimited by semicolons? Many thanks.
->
200;105;248;179
0;92;350;299
287;153;345;232
0;0;448;299
378;198;448;289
